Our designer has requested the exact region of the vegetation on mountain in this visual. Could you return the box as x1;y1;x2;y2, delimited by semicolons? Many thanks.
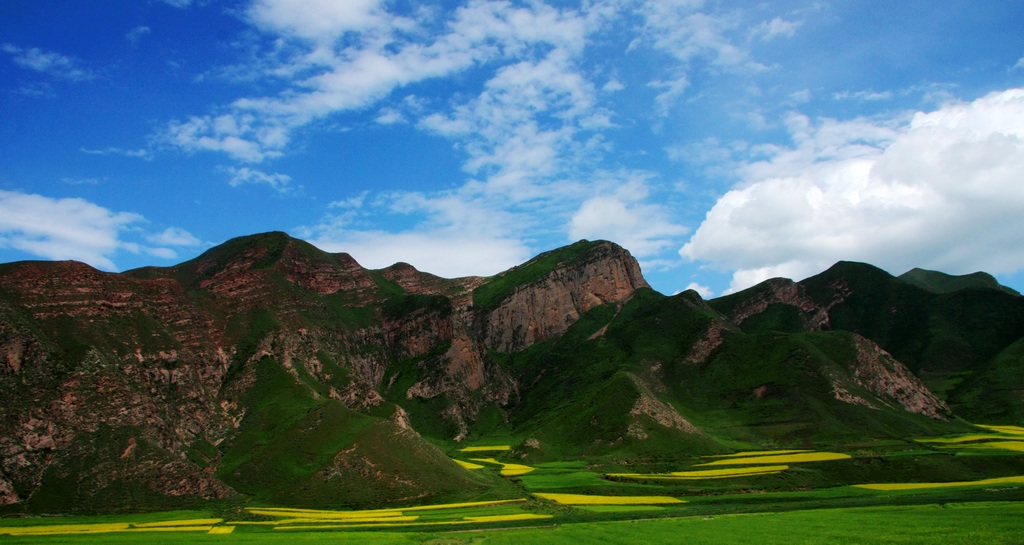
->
1;231;1022;521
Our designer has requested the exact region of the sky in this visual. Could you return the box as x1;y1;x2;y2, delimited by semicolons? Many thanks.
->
2;0;1024;298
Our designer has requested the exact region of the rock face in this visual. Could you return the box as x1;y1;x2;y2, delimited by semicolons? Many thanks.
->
480;242;649;352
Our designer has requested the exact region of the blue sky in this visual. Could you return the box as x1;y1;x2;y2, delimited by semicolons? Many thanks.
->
2;0;1024;297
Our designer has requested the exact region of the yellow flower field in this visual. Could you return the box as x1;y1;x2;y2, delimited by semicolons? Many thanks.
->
131;518;224;528
534;493;685;505
918;434;1013;444
0;523;131;536
854;475;1024;491
0;520;233;537
949;441;1024;453
696;451;850;466
705;449;812;458
454;459;485;469
274;513;554;531
469;457;536;476
608;465;790;481
459;445;512;452
977;424;1024;435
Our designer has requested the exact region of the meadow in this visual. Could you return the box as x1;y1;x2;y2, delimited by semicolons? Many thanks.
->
4;426;1024;543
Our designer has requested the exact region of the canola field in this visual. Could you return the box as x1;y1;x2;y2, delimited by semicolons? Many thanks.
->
0;518;234;537
4;425;1024;541
533;493;684;505
606;449;847;482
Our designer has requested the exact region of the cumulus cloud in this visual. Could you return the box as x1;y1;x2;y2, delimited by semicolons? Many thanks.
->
0;190;143;270
680;88;1024;293
0;190;206;269
247;0;386;41
569;178;688;257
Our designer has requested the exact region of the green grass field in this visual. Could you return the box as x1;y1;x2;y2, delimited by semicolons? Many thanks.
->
1;502;1023;544
4;426;1024;543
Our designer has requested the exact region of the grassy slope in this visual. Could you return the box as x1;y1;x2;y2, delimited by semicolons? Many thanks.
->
217;358;510;508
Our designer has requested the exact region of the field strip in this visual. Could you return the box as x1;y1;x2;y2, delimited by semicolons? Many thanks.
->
252;516;421;525
273;514;553;530
609;465;789;481
696;452;850;466
945;441;1024;453
247;508;405;519
534;493;684;505
703;449;812;458
455;459;486;469
854;475;1024;491
977;425;1024;435
0;523;230;536
131;518;224;528
0;523;131;536
123;525;217;533
245;499;526;520
918;434;1017;444
469;457;535;476
208;526;235;534
459;445;512;452
399;499;527;511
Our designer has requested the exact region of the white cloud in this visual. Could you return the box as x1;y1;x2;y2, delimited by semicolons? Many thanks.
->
159;0;192;7
1013;55;1024;71
247;0;386;42
0;190;143;270
752;17;800;41
569;178;688;257
681;88;1024;293
163;0;592;165
834;90;895;101
222;166;293;191
126;26;152;43
635;2;767;113
166;114;283;163
374;107;405;125
80;146;151;159
146;227;202;247
684;282;714;298
304;230;531;279
2;43;94;81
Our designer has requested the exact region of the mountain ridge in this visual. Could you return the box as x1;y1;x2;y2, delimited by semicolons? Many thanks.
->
0;233;1018;513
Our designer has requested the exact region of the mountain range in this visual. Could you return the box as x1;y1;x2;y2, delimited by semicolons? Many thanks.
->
1;232;1021;512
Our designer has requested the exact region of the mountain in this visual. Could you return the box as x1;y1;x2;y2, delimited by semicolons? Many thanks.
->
899;267;1021;296
0;234;1016;513
709;261;1024;418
